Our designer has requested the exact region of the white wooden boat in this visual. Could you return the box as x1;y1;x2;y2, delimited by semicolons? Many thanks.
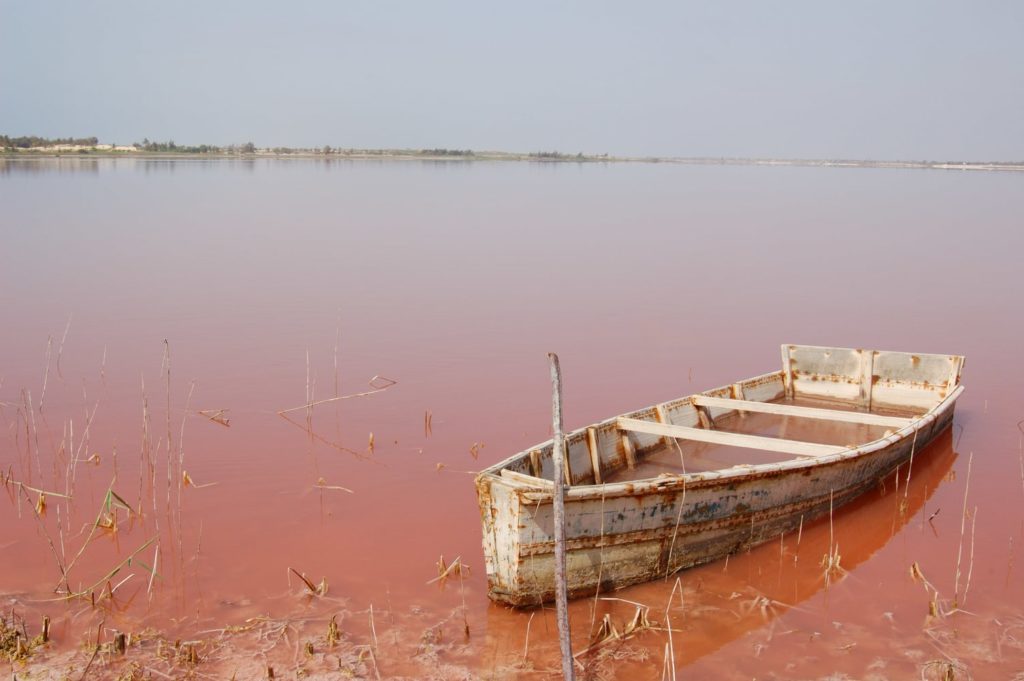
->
475;345;965;607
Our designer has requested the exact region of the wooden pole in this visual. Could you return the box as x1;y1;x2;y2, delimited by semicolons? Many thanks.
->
547;353;576;681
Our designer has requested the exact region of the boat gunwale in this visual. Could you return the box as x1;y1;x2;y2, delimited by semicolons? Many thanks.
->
476;382;964;503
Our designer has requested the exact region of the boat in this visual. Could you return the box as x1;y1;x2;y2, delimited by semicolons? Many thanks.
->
474;344;965;607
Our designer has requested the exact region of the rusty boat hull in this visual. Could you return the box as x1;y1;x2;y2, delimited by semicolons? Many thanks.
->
475;345;965;607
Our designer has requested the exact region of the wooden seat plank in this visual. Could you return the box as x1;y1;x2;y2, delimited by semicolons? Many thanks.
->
616;417;847;458
691;395;912;428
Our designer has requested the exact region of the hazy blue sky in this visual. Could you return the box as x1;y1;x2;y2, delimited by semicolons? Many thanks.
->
2;1;1022;159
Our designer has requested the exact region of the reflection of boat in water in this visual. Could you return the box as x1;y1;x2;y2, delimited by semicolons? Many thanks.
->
476;345;964;607
645;424;959;668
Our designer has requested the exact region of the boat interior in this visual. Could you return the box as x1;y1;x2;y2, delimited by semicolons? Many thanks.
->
495;345;965;487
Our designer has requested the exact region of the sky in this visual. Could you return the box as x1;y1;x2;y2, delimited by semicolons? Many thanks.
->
1;1;1022;160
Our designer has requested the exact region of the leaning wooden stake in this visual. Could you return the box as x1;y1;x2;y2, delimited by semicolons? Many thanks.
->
548;353;576;681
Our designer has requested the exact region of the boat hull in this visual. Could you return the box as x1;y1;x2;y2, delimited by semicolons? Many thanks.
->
475;346;964;607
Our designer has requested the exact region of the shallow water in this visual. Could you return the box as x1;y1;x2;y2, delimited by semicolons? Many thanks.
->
1;156;1023;678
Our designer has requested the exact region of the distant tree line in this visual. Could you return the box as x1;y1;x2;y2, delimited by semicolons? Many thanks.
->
418;148;474;156
529;151;589;160
133;139;261;154
315;148;475;156
136;138;228;153
1;137;615;164
1;135;99;149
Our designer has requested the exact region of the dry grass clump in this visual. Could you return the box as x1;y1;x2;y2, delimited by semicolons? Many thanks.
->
574;600;658;673
412;607;476;672
577;641;652;681
820;490;847;588
1;612;47;663
920;659;970;680
429;555;469;585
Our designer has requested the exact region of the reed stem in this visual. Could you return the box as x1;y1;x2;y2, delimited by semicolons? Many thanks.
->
953;451;973;607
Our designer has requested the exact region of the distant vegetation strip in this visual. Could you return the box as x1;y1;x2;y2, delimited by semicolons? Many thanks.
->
3;135;100;148
2;134;1022;171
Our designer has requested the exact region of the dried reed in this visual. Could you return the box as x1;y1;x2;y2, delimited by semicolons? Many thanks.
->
314;477;353;494
903;427;920;501
163;341;172;509
68;399;100;497
174;379;197;574
327;615;340;647
575;601;655;659
306;349;313;433
62;485;136;589
458;561;470;639
24;389;42;478
78;618;105;680
17;483;67;585
588;488;608;638
147;543;160;597
276;411;366;458
74;534;158;601
56;313;72;380
368;604;379;654
662;577;682;681
288;567;328;597
962;505;978;606
198;409;230;427
664;482;688;579
521;611;535;664
40;335;53;412
821;489;844;587
139;373;151;520
1018;419;1024;497
277;375;397;415
952;452;973;608
333;318;340;399
428;555;469;584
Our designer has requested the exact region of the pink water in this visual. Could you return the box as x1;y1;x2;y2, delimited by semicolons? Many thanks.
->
2;157;1023;678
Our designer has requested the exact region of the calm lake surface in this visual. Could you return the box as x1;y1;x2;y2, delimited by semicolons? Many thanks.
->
2;157;1023;679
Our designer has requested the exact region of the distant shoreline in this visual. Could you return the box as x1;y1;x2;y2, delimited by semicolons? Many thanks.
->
2;148;1022;172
